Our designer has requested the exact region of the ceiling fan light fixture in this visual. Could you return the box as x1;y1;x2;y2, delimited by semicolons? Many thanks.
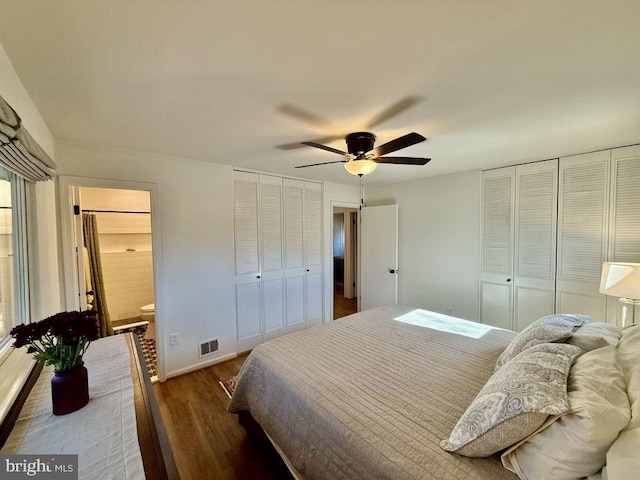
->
344;159;377;176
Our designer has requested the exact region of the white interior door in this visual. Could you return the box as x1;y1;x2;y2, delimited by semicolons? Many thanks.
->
360;204;398;310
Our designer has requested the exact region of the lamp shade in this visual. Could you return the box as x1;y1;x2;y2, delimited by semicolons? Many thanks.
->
599;262;640;300
344;159;377;176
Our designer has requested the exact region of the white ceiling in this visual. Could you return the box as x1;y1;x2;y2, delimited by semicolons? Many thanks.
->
1;1;639;186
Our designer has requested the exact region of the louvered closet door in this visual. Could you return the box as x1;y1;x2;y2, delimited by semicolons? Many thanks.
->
513;160;558;331
304;182;323;326
260;175;286;341
283;179;305;329
233;172;262;351
556;151;609;320
608;146;640;325
481;167;515;330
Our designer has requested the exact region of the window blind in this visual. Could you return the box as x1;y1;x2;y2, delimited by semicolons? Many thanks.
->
0;94;56;182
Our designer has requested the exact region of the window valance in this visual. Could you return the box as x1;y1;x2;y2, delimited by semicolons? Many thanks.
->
0;94;56;182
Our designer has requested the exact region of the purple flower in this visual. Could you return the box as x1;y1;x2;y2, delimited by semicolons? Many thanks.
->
9;310;100;372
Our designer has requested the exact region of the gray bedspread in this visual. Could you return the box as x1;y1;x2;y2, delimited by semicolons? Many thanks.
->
229;305;519;480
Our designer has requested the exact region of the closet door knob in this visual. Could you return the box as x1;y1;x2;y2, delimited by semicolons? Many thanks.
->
256;275;261;279
506;278;511;282
306;269;310;272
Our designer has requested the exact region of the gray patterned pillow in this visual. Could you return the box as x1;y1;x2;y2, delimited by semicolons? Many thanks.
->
494;314;591;371
440;342;582;457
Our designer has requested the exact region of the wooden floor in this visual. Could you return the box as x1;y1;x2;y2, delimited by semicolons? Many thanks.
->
153;288;357;478
153;354;291;480
333;282;357;319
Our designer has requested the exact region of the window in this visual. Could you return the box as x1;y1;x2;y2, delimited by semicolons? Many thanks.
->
0;165;29;349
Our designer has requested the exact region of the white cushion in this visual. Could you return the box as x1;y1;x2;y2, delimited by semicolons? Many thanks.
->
567;322;621;353
501;343;630;479
603;324;640;480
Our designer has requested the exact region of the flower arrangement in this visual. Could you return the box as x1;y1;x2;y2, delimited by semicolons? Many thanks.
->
10;311;99;373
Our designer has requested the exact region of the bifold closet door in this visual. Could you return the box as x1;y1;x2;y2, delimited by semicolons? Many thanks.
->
304;182;323;326
233;172;262;351
513;160;558;331
235;172;323;349
283;179;306;329
480;160;557;331
260;175;285;342
556;151;610;320
480;167;515;330
607;146;640;325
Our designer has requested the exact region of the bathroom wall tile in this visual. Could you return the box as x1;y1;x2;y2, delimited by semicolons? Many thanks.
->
100;251;154;320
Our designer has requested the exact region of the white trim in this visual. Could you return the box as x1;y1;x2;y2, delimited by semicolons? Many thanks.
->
328;200;360;321
232;167;322;184
0;347;36;427
11;172;29;326
57;175;167;381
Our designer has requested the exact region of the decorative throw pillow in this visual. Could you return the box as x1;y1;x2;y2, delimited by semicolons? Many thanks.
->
501;344;630;479
440;342;581;457
494;314;591;371
567;322;621;353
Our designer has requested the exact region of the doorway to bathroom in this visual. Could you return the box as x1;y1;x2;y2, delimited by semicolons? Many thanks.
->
333;206;358;319
58;176;164;382
78;186;158;379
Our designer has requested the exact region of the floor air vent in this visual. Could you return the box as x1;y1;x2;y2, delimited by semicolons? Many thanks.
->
199;338;219;358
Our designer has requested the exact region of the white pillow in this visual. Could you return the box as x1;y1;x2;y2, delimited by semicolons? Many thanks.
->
501;344;630;480
567;322;621;353
603;324;640;480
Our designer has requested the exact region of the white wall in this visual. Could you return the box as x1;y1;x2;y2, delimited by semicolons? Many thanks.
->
56;141;236;377
57;142;361;376
0;43;60;319
0;45;54;159
30;181;61;319
365;170;482;321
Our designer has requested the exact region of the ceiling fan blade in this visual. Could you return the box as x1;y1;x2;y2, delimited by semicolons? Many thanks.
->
375;156;431;165
277;134;344;150
367;132;427;158
302;141;348;156
365;95;423;129
295;160;347;168
279;104;335;129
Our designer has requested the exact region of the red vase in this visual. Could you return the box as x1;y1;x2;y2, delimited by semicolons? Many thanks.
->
51;363;89;415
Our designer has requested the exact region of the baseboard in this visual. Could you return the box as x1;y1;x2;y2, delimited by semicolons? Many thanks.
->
165;352;237;379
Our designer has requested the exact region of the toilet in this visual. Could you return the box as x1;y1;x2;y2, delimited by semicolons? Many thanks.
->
140;303;155;322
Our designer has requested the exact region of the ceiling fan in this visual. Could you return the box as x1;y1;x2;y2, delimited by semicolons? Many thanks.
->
295;131;431;176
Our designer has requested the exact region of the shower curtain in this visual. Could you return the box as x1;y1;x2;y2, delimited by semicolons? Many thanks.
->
82;213;113;337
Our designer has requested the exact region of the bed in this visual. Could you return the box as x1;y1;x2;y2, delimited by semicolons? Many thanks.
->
229;304;640;480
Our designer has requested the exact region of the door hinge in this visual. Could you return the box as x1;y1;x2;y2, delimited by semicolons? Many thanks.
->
353;282;356;287
73;205;80;215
